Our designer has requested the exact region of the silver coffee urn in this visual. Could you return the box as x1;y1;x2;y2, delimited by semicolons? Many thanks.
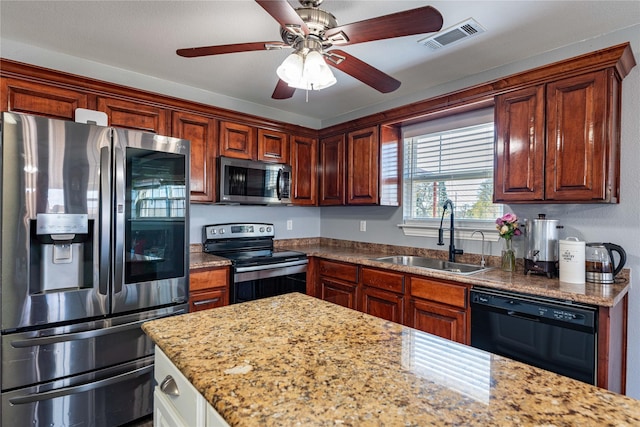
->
523;214;562;278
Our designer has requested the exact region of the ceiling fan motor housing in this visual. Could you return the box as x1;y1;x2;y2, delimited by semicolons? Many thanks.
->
280;5;338;49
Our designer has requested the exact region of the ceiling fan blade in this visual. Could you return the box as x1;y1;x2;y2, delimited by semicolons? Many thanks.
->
256;0;309;37
177;41;288;58
272;79;296;99
325;6;443;46
326;50;401;93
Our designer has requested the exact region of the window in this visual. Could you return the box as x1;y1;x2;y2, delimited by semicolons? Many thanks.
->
403;108;502;225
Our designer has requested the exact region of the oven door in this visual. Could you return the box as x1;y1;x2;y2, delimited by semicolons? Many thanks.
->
232;260;307;304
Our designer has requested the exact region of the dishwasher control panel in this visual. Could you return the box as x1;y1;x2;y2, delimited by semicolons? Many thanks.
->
471;288;596;328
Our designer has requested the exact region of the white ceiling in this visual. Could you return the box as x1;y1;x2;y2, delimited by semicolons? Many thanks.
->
1;1;639;125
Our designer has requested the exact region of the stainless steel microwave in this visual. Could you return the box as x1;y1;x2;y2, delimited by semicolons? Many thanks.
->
218;156;292;205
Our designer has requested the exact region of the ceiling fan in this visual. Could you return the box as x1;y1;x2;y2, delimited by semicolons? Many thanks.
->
176;0;444;100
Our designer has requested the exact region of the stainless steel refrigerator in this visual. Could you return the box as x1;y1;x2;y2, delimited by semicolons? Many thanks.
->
1;112;190;426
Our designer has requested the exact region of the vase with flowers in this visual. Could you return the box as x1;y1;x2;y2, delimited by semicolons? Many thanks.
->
496;213;521;272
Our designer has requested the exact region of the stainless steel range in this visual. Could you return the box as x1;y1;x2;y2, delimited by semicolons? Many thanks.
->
203;223;307;303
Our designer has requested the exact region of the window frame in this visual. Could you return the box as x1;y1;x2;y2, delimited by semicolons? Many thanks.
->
398;107;501;241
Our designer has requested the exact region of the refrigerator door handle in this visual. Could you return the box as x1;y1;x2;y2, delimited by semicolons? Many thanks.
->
10;310;185;348
113;133;125;295
99;145;112;295
7;364;153;405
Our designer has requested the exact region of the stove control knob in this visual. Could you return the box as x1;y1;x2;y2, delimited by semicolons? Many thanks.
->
210;229;217;235
219;228;225;234
259;227;265;232
266;226;272;233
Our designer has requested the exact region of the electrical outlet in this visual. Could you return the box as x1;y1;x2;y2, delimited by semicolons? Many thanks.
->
287;219;293;230
360;220;366;232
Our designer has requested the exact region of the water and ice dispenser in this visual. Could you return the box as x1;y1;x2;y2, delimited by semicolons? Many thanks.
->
33;213;91;292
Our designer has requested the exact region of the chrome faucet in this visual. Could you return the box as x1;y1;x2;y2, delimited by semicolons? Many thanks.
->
471;230;486;268
437;199;463;262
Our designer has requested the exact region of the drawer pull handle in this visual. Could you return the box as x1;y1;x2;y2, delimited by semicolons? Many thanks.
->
193;298;220;306
160;375;180;396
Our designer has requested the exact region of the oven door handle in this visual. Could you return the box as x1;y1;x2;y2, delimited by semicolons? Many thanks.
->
234;259;308;273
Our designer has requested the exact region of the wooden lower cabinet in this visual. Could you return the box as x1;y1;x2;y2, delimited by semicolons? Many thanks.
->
362;287;403;323
361;267;404;323
319;278;358;310
407;276;469;345
316;259;358;310
189;266;230;312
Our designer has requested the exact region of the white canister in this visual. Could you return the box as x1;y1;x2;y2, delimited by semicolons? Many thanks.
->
559;237;586;284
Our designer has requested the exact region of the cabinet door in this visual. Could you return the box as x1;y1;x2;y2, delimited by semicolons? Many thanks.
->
347;126;379;204
257;129;289;164
172;112;217;203
545;70;611;202
408;298;467;344
1;78;88;120
96;96;169;134
219;121;255;160
319;134;345;206
320;278;358;310
494;85;545;202
362;287;403;323
290;135;318;206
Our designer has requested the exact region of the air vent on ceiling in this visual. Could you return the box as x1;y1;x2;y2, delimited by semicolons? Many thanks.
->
418;18;485;50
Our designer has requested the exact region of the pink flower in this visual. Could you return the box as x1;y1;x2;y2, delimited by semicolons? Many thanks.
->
495;213;521;240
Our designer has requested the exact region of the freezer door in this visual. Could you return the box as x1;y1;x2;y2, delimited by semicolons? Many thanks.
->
2;356;154;427
1;112;111;331
1;305;186;391
111;128;190;314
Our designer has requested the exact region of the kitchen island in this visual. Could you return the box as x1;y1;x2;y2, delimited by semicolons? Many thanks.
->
142;292;640;426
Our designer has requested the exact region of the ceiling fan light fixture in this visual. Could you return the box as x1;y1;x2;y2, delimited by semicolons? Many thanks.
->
277;49;336;91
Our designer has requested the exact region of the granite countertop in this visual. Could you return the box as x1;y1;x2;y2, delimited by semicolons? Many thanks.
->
142;293;640;426
188;240;630;307
284;242;630;307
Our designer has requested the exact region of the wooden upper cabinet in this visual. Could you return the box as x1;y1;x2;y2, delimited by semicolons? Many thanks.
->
1;78;88;121
172;111;217;203
96;96;169;134
347;126;379;205
257;129;289;164
545;70;614;202
494;69;622;204
290;134;318;206
219;121;256;160
494;85;546;202
319;134;346;206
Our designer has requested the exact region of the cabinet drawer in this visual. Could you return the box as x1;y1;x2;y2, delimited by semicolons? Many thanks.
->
361;268;404;293
189;289;227;312
318;260;358;283
190;267;229;291
154;347;206;427
409;277;467;309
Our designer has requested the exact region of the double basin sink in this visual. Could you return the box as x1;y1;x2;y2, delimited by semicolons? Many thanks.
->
371;255;491;275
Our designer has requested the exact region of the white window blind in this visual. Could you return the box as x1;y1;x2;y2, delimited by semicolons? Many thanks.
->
403;108;502;222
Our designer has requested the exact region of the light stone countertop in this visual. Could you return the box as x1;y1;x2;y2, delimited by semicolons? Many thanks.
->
142;292;640;426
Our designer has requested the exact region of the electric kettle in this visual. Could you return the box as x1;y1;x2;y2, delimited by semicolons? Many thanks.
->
585;243;626;284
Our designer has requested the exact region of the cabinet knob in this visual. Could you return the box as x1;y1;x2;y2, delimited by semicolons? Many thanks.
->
160;375;180;396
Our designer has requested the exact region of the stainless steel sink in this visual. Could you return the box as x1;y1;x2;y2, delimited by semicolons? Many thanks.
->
371;255;491;275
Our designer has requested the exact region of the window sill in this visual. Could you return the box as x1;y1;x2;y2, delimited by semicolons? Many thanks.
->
398;222;499;241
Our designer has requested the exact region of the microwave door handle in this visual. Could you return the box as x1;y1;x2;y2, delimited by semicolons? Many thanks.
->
276;168;282;200
99;146;111;295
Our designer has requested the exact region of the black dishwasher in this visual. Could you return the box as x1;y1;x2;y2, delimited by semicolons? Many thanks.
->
470;287;597;385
